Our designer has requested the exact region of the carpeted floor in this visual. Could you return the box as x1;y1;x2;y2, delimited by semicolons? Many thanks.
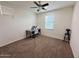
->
0;36;74;58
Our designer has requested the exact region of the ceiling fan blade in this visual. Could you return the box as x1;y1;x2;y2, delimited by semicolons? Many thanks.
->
42;3;49;7
38;1;41;5
31;7;38;8
34;1;39;6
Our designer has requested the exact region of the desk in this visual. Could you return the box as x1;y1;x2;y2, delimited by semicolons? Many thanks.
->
26;28;41;38
26;30;31;38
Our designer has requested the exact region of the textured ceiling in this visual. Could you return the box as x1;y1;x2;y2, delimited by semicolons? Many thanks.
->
0;1;75;13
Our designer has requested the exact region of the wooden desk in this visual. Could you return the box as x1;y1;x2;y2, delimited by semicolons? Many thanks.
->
26;30;32;38
26;28;41;38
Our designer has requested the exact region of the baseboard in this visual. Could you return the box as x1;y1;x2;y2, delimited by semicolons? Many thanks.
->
70;42;75;58
41;34;62;40
0;37;25;47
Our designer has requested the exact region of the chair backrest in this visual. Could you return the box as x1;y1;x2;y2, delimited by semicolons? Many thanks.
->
66;29;71;34
31;26;36;31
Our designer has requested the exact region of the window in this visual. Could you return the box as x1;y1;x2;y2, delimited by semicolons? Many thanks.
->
45;16;54;29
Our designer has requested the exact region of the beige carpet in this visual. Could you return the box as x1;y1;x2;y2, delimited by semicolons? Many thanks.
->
0;36;74;58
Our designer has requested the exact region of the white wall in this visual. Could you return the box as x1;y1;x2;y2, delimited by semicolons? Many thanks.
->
0;7;36;47
70;2;79;58
36;6;73;39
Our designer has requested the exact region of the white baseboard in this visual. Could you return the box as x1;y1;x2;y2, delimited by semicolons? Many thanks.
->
70;41;75;58
0;36;25;47
42;34;62;40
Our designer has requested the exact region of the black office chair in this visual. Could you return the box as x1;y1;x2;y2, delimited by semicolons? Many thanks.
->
64;28;71;43
38;29;41;35
31;26;41;38
31;26;36;38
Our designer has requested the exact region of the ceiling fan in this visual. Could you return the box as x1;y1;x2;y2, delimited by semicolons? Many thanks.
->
31;1;49;12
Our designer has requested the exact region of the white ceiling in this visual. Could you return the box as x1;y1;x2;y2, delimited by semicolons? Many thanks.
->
0;1;75;13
